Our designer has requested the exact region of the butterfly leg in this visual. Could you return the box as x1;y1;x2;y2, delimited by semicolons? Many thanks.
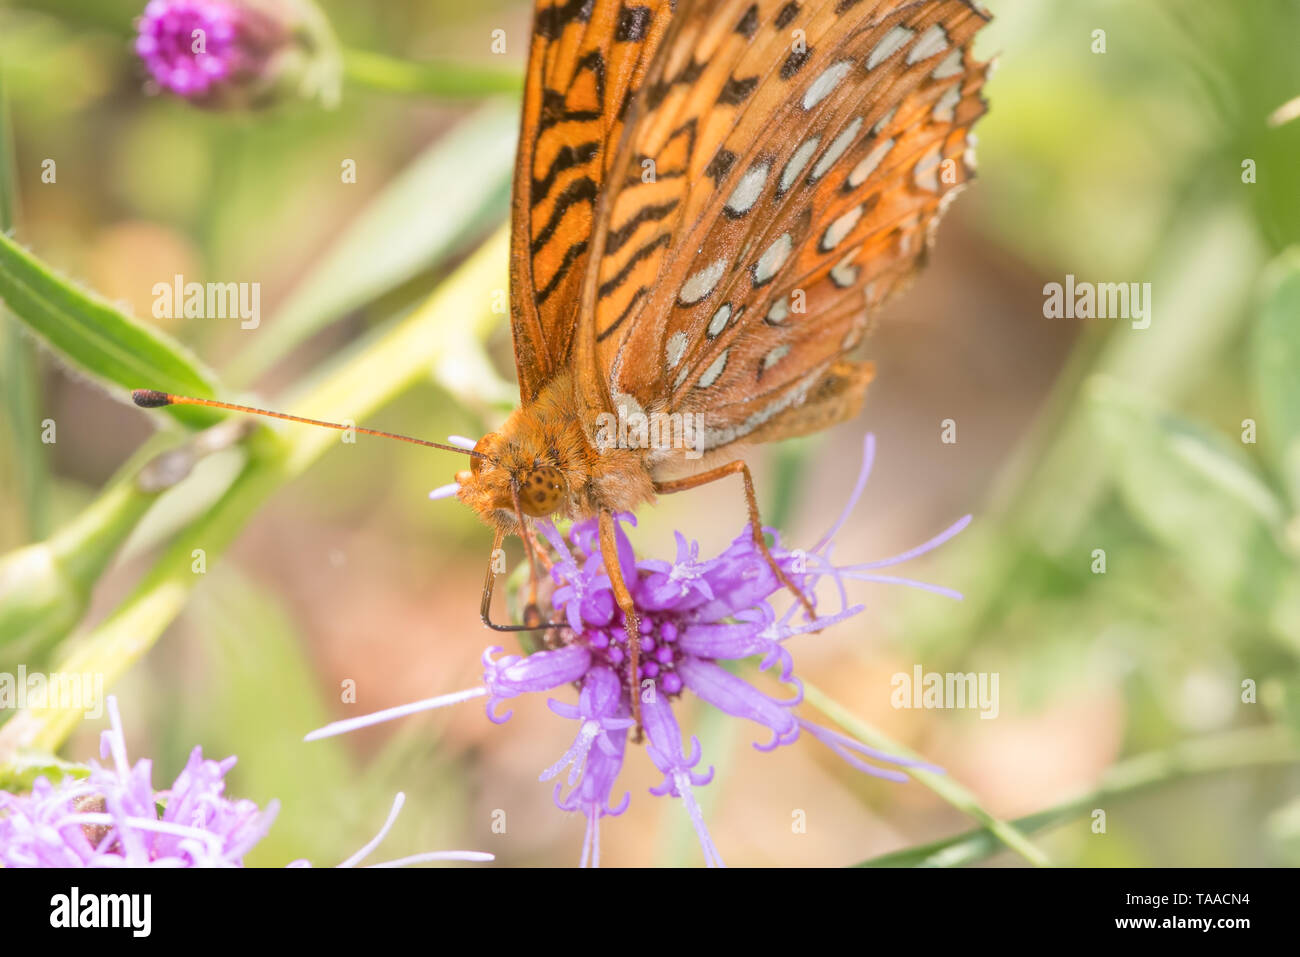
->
599;508;643;739
654;461;816;619
480;528;547;632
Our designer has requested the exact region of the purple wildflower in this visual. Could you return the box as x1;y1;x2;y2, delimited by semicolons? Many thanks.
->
309;433;970;867
134;0;290;104
0;696;492;868
0;696;275;866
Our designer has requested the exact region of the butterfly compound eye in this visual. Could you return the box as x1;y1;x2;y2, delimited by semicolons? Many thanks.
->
519;466;566;517
470;433;500;476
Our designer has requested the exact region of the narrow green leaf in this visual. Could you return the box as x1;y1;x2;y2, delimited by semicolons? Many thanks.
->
1088;375;1300;639
342;49;523;99
0;435;174;667
0;70;16;231
0;226;509;761
0;71;50;541
0;325;46;542
1253;248;1300;509
0;753;89;794
857;725;1296;867
0;232;223;428
803;682;1053;867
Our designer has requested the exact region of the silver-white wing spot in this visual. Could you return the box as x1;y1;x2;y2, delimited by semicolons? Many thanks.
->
753;233;793;286
907;24;949;64
678;258;728;304
779;136;820;193
707;303;732;338
666;331;688;369
725;162;769;217
699;371;818;450
803;60;853;110
820;204;864;252
867;25;915;70
897;214;920;256
830;248;860;288
765;296;790;324
913;146;942;193
870;106;898;137
697;348;729;389
928;184;967;245
848;137;894;188
810;116;863;182
762;344;791;372
932;85;961;122
931;48;963;80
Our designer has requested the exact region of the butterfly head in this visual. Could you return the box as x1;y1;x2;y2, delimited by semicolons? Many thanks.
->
455;431;570;525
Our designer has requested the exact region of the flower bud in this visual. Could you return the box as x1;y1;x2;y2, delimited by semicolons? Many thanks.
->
134;0;340;108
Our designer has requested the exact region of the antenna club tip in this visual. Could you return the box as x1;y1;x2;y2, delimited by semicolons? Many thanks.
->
132;389;173;408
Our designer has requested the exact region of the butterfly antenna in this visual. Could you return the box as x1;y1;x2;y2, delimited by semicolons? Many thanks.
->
132;390;494;463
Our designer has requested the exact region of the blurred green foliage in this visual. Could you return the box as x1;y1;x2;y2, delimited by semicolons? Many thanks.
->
0;0;1297;867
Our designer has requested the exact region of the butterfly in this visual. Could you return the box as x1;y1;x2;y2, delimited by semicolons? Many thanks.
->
135;0;991;733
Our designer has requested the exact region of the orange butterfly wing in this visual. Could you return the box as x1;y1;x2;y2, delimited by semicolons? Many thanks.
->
565;0;992;455
510;0;675;402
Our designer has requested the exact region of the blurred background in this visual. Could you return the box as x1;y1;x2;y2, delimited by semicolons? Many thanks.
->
1;0;1299;866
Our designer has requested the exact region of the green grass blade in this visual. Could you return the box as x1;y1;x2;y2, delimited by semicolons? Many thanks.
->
0;226;509;761
1088;375;1300;642
342;49;522;98
857;726;1297;867
1253;248;1300;509
0;70;50;541
0;434;175;667
803;682;1054;867
0;233;223;428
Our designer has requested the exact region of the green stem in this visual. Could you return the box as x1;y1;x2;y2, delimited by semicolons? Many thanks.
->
0;226;510;763
0;434;176;668
802;681;1055;867
342;48;522;99
856;725;1297;867
0;70;49;542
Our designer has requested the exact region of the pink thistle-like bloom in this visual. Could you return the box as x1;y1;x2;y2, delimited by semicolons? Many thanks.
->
311;434;970;866
134;0;290;104
0;696;491;868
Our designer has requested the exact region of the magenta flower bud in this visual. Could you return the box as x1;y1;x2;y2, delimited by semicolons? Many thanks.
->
134;0;338;108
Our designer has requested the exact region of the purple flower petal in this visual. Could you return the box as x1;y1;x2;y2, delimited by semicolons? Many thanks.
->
483;645;592;723
675;656;799;751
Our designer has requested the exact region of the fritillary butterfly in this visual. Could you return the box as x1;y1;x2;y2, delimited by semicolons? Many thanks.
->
136;0;992;733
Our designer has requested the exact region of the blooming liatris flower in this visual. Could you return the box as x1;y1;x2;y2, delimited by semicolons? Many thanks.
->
0;696;491;868
310;434;970;867
134;0;297;106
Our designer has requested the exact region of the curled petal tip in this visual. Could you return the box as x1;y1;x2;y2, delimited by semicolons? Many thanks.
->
428;482;460;501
